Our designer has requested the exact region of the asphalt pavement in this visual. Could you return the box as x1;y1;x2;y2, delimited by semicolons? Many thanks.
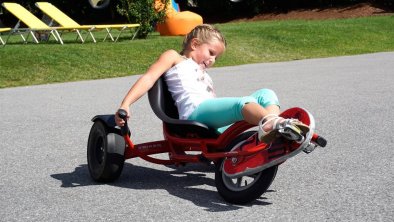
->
1;52;393;221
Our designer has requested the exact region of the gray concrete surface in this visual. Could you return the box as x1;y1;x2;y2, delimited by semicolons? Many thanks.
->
1;52;393;221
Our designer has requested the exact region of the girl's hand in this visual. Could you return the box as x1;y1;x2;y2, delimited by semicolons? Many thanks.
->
115;108;129;127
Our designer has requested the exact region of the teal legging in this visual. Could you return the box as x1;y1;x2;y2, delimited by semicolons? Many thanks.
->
187;88;280;133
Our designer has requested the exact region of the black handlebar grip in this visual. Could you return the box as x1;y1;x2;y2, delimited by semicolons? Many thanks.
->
117;109;129;136
117;109;128;120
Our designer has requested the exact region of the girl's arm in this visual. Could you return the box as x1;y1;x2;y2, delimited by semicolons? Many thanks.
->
115;49;181;126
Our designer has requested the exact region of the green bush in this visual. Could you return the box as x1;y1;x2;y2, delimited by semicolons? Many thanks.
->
116;0;168;38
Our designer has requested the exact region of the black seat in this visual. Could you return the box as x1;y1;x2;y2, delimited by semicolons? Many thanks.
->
148;77;220;138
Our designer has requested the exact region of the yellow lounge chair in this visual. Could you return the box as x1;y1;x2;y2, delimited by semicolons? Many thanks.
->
0;27;11;45
35;2;140;42
1;2;90;44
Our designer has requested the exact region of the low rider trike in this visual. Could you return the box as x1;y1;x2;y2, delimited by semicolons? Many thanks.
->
87;77;327;204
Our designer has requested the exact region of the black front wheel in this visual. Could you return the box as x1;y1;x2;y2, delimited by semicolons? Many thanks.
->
87;121;125;182
215;131;278;204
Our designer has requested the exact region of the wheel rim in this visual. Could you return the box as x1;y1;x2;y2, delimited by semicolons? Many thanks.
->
221;169;262;192
94;136;105;165
221;132;262;192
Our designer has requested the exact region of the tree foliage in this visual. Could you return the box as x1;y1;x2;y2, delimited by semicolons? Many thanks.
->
116;0;168;38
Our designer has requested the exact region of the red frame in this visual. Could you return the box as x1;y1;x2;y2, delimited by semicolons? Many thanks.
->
123;120;261;164
122;107;322;166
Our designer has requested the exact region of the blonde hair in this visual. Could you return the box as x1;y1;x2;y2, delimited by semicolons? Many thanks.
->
181;24;226;54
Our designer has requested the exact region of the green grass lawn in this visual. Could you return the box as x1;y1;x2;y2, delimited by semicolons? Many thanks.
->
1;15;394;88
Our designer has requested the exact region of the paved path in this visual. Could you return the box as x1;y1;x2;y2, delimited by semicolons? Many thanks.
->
1;52;393;221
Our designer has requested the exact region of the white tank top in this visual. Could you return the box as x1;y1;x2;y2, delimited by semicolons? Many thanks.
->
164;58;215;120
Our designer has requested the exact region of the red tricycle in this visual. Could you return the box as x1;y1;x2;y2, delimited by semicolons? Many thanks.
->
87;77;327;204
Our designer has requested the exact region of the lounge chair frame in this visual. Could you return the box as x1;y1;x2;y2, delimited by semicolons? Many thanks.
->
2;2;101;45
35;2;140;42
0;27;11;45
8;20;63;44
1;2;75;45
44;16;96;43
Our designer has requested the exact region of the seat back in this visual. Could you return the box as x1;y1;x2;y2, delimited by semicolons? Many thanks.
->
35;2;81;27
2;2;50;29
148;77;219;138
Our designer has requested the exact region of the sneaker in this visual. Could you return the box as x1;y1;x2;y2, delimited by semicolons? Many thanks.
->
258;114;310;144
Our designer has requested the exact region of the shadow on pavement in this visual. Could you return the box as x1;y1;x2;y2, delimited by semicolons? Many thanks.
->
51;163;275;211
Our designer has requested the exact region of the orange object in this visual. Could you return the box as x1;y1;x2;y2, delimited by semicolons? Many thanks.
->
155;0;203;36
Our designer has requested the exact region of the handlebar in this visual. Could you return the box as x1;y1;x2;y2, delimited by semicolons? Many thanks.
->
117;109;129;136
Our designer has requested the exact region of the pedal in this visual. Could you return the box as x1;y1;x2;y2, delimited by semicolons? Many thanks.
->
303;142;317;154
303;135;328;153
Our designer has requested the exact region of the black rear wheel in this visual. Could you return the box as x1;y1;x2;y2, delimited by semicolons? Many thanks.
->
215;131;278;204
87;121;125;182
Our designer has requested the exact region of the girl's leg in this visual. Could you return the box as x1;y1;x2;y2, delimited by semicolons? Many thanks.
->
188;96;257;129
241;103;279;125
242;103;281;141
247;88;309;142
243;88;281;129
188;89;280;132
188;88;308;142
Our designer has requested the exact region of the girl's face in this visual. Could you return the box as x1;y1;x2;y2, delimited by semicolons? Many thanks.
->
190;38;225;70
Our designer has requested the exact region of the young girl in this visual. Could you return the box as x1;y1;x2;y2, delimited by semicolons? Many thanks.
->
115;24;308;143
